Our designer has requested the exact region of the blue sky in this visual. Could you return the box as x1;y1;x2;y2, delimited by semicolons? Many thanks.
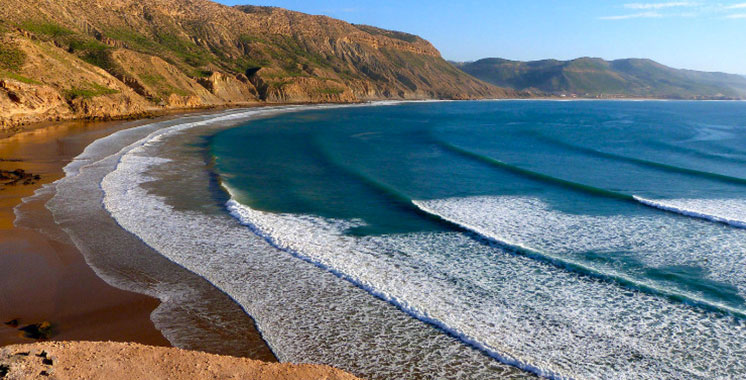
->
215;1;746;74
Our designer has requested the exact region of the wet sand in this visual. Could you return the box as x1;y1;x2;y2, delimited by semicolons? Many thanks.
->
0;119;170;347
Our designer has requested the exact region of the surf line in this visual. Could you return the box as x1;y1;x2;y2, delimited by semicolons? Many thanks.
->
223;198;575;380
291;134;746;319
633;196;746;229
410;198;746;319
433;138;746;229
219;136;573;379
534;133;746;186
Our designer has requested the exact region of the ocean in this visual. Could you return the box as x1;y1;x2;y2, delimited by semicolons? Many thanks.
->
49;101;746;379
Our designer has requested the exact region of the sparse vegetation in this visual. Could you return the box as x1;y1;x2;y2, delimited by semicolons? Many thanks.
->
234;57;269;73
62;36;120;72
63;82;119;100
163;85;190;97
239;34;268;45
315;86;344;95
66;36;109;54
136;73;190;98
0;45;26;71
102;27;213;73
0;71;40;84
104;28;158;51
19;20;73;38
154;31;212;67
139;73;167;87
0;0;499;127
192;69;213;78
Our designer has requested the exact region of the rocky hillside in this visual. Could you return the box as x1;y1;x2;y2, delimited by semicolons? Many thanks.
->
0;0;512;131
455;57;746;99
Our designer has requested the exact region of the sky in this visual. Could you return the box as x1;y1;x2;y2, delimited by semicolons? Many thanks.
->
215;1;746;75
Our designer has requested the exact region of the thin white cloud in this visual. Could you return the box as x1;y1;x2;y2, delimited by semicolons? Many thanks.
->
624;2;696;9
600;2;746;20
600;11;664;20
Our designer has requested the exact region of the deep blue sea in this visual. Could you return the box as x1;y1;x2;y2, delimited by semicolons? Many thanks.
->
97;101;746;379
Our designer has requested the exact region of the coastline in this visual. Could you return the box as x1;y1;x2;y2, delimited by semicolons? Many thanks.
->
127;100;746;379
97;103;538;379
0;118;172;347
0;113;279;361
3;97;743;139
3;100;745;379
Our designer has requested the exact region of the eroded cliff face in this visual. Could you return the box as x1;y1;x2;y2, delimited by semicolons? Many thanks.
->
0;0;515;131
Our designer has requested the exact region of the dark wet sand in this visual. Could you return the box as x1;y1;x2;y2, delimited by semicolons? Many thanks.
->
0;119;170;347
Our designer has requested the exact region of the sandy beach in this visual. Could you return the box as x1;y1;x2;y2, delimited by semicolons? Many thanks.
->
0;119;171;347
0;114;282;355
0;113;373;379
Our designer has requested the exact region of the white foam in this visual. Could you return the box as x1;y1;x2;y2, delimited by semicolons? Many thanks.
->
97;103;532;379
100;107;746;379
634;196;746;229
414;196;746;313
223;197;746;379
97;113;524;378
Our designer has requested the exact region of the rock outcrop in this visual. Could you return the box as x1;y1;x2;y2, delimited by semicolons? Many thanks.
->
0;0;517;132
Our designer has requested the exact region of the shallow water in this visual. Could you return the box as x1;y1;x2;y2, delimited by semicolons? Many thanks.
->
97;101;746;379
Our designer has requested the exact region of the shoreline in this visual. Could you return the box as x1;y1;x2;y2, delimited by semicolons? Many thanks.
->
4;97;743;140
3;100;744;378
1;109;281;359
0;113;278;361
99;103;537;379
0;118;174;348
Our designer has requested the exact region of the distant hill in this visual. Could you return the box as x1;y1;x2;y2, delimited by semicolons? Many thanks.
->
0;0;511;131
454;57;746;99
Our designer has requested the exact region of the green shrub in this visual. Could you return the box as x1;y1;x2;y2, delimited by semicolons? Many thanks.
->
238;34;268;44
104;29;158;52
0;45;26;71
0;71;40;84
315;86;344;95
81;48;114;69
139;73;166;86
20;21;73;38
155;31;211;67
66;36;108;53
63;82;119;100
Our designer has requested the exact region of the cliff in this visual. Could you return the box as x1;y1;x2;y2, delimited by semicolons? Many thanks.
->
0;0;514;132
455;57;746;99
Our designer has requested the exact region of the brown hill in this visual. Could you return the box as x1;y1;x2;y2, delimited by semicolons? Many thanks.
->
0;0;512;131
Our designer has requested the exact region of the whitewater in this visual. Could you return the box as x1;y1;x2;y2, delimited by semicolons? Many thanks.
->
37;100;746;379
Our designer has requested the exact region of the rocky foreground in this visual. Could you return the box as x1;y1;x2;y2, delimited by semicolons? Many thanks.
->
0;0;517;132
0;341;362;379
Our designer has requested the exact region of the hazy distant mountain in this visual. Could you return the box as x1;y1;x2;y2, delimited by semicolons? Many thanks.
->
454;57;746;99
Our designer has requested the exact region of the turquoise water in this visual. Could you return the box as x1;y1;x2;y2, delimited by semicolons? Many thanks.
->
207;101;746;378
